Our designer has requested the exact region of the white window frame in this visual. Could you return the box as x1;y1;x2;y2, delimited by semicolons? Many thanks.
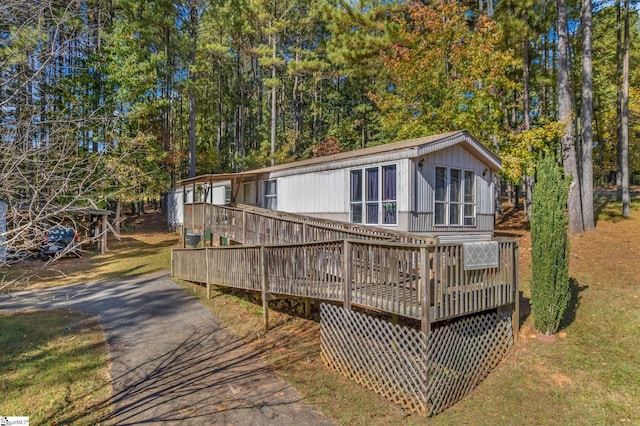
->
264;179;277;210
349;163;397;226
434;166;476;227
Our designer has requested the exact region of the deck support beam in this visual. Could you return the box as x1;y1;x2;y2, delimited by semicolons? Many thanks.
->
304;298;311;319
420;246;431;337
343;240;352;310
242;210;247;244
512;243;520;341
205;247;211;299
261;245;269;332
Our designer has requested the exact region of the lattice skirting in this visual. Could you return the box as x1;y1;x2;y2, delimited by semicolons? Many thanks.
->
320;304;513;416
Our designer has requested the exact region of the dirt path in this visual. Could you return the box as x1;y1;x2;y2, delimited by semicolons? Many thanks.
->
0;271;333;425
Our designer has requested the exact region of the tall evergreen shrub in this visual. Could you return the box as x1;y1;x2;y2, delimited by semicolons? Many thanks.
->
530;153;571;335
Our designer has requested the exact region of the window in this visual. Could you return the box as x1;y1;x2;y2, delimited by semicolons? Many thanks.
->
224;186;231;204
243;182;252;204
365;167;379;224
264;180;277;210
350;170;363;223
434;166;476;226
350;164;397;225
382;165;397;224
463;170;475;225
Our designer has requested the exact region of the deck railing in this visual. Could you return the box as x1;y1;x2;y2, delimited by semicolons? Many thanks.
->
172;239;518;327
183;202;434;245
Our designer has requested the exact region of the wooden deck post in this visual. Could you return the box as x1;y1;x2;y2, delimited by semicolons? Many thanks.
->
170;246;174;278
242;210;247;244
191;182;196;230
512;242;520;342
203;201;207;246
304;298;311;319
205;247;211;299
260;245;269;332
420;246;431;337
100;214;108;254
343;240;352;310
182;185;186;248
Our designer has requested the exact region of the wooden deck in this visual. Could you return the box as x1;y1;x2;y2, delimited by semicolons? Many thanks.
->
173;202;519;334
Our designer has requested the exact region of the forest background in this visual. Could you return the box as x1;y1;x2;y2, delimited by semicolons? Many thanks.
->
1;0;639;249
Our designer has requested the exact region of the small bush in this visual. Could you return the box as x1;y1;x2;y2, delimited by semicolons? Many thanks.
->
530;153;571;335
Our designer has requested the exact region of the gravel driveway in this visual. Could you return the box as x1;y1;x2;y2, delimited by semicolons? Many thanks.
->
0;271;333;425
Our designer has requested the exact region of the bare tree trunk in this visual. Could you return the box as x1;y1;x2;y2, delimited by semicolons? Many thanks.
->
557;0;585;235
594;97;605;186
494;176;503;220
313;80;318;143
541;33;548;117
292;45;302;150
522;31;533;222
616;0;623;201
187;0;198;178
581;0;595;230
622;0;631;217
270;32;277;166
238;63;245;170
216;47;222;155
115;199;122;234
491;136;503;219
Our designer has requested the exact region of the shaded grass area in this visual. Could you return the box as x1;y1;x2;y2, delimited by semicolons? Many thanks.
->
0;310;111;424
1;229;178;292
594;189;640;222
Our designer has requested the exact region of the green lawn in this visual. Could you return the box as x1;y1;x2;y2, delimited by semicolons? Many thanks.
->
0;310;111;424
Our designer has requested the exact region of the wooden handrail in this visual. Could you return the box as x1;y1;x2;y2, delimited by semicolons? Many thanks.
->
172;239;517;325
177;201;518;330
184;201;436;245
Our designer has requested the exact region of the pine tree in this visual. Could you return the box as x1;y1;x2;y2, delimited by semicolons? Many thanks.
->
530;153;571;336
557;0;585;235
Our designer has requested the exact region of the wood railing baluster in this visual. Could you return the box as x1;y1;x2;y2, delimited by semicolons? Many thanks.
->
174;203;518;324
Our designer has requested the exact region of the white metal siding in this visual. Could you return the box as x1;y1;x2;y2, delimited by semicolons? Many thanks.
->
413;145;495;233
209;185;228;205
167;188;183;228
396;159;411;214
277;170;347;215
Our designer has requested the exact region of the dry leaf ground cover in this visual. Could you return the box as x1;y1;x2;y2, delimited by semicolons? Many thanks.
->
2;194;640;424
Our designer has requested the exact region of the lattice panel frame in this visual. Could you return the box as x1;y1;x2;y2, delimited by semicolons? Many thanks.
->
320;304;513;416
425;309;513;415
320;304;430;414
